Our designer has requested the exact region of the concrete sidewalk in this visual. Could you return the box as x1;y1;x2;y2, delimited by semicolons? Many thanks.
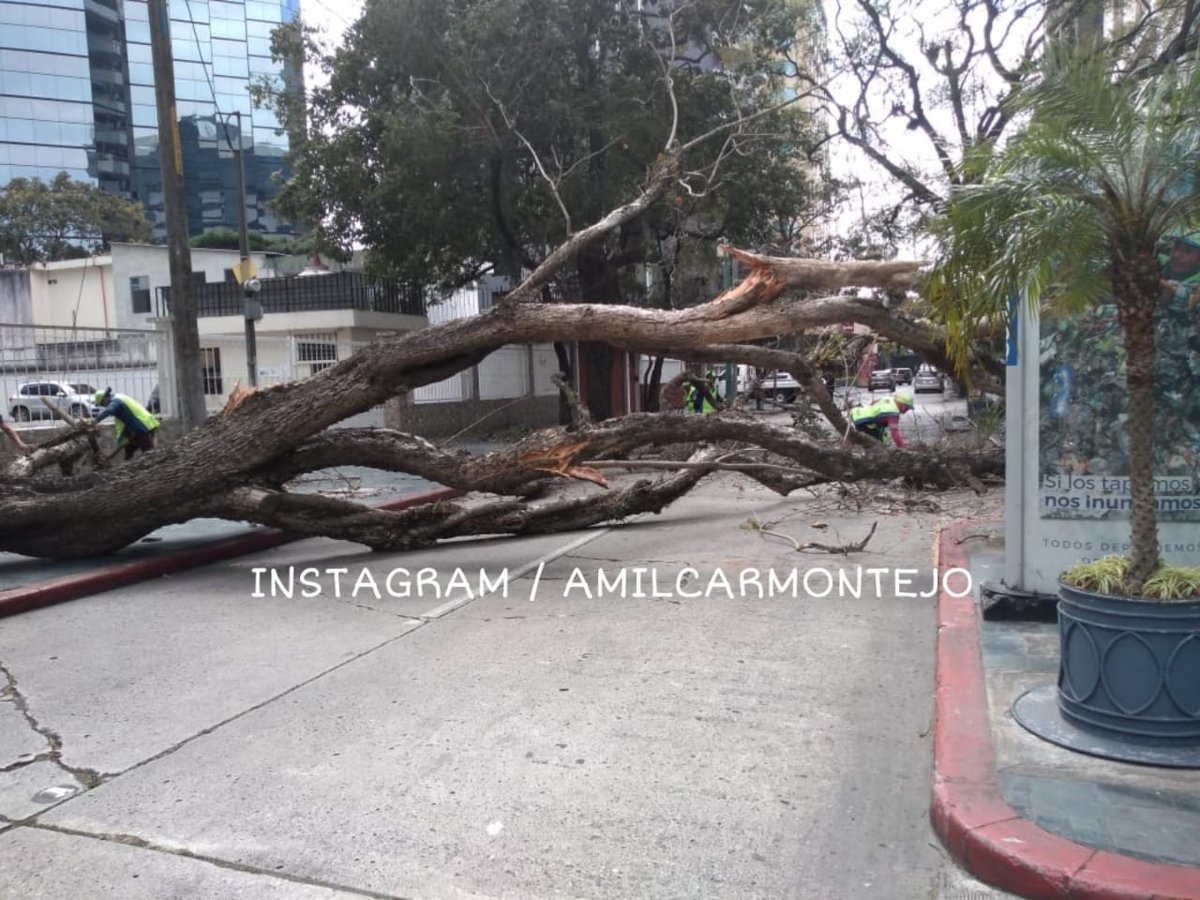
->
933;521;1200;899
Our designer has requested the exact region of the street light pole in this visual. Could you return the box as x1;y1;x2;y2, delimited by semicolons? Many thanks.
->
232;111;259;387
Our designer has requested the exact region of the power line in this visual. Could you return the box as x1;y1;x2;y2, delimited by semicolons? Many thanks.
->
180;0;239;153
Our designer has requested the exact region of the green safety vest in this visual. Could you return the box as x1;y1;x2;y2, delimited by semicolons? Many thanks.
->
850;397;900;425
111;394;160;444
683;383;716;414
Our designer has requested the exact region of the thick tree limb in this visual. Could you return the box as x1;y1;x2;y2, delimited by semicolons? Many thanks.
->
720;247;927;292
217;451;722;550
0;249;997;559
265;416;1001;498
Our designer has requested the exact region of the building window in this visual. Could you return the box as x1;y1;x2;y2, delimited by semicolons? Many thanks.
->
296;333;338;377
202;347;223;395
130;275;151;314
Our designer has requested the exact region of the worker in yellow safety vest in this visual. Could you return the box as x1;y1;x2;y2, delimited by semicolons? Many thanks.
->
849;389;913;446
682;376;718;414
92;387;161;460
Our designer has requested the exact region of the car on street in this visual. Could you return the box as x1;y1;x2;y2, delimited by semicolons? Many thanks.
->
892;367;913;385
8;381;100;421
914;366;945;393
867;369;895;392
762;370;802;404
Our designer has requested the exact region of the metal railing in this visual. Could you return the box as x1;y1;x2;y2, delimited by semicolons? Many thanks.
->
157;272;427;319
0;323;163;425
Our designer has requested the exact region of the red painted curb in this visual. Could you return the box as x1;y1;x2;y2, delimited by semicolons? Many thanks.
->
931;521;1200;899
0;487;464;620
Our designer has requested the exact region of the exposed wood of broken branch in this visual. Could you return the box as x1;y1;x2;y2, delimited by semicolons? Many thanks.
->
722;247;928;291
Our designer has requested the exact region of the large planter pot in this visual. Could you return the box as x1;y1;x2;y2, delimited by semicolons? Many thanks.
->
1057;583;1200;743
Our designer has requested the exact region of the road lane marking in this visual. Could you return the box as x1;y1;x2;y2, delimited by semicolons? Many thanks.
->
417;527;616;620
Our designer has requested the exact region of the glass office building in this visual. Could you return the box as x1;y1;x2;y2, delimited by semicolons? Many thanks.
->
0;0;300;239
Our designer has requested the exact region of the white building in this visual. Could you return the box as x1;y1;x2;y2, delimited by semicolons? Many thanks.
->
1;244;428;417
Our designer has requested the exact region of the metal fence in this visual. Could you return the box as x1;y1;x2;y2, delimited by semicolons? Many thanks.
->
157;272;427;319
0;322;163;425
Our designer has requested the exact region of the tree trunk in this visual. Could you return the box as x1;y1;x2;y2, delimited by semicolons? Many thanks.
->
642;356;665;412
1113;257;1162;591
553;341;575;425
577;244;620;420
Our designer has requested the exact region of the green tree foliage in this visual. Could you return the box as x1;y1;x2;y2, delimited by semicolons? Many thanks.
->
190;226;319;256
191;227;271;251
261;0;823;295
934;48;1200;590
0;172;151;264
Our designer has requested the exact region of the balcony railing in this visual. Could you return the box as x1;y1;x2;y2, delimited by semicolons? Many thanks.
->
157;272;427;319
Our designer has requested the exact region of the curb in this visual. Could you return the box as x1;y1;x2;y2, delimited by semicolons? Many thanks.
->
0;487;464;620
931;521;1200;899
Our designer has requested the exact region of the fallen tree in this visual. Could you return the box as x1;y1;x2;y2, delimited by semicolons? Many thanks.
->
0;234;1002;559
0;1;1004;567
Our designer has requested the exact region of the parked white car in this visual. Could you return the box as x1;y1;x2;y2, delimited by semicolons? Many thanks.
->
8;381;100;421
762;370;802;404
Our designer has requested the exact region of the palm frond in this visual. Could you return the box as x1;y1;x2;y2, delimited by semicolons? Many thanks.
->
930;44;1200;369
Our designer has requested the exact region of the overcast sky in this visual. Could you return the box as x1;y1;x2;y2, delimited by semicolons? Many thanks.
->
302;0;361;51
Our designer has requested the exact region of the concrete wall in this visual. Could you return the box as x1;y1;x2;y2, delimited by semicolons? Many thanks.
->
386;393;561;439
5;245;273;332
110;243;271;330
28;258;116;329
196;310;424;339
189;330;340;411
0;270;32;324
426;275;511;324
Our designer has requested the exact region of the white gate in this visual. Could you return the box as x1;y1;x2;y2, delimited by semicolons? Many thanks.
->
0;322;163;423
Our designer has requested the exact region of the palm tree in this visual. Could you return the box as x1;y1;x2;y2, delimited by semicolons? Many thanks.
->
937;48;1200;593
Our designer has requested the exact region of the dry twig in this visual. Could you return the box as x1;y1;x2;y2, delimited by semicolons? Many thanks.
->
750;516;879;555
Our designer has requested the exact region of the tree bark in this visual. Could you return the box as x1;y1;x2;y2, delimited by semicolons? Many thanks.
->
1113;256;1162;590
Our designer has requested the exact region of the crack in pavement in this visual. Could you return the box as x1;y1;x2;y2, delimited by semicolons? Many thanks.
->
24;822;411;899
327;593;425;621
0;525;627;883
0;659;102;787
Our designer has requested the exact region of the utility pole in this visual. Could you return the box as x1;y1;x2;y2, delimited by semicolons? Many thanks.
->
232;111;260;387
148;0;206;427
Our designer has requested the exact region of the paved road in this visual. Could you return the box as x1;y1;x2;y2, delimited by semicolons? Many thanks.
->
0;475;1008;898
754;384;976;447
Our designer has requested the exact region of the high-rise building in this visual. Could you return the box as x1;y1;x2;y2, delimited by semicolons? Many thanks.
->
0;0;299;240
